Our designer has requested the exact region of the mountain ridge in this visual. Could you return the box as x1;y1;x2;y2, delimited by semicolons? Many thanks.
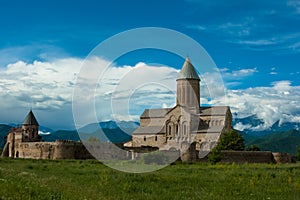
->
1;117;300;154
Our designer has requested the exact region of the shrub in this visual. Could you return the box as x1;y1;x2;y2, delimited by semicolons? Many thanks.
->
246;145;261;151
208;146;221;165
208;130;245;164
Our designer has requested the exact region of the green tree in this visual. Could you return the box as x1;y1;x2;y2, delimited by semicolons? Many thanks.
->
218;130;245;151
208;130;245;164
246;144;261;151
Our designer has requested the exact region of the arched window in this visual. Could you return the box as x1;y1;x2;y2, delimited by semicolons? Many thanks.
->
155;136;157;141
183;124;186;136
144;136;146;141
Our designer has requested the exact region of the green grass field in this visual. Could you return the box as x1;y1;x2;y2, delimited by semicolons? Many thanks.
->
0;159;300;200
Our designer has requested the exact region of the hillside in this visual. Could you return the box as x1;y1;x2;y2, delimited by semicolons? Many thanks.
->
245;129;300;154
41;128;133;143
0;124;11;147
0;121;137;148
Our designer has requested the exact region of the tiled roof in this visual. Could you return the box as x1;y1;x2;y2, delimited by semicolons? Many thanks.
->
22;110;39;126
196;126;224;133
177;57;200;80
140;108;172;118
200;106;230;116
133;126;165;135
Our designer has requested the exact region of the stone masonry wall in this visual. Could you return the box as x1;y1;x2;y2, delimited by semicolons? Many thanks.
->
219;151;276;164
15;140;93;160
132;134;166;148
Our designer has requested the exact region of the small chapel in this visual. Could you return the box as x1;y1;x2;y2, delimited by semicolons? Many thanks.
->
131;57;232;153
1;110;42;158
1;110;93;160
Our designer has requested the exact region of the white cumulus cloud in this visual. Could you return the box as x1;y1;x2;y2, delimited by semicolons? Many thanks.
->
1;56;299;131
211;80;300;130
0;57;179;129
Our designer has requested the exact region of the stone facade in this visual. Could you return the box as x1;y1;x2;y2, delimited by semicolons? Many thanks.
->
1;110;94;160
3;140;93;160
131;57;232;158
0;110;136;160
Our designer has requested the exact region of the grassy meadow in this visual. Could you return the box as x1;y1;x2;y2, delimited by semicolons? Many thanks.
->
0;158;300;200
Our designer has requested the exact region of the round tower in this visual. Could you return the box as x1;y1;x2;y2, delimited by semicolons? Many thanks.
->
176;57;200;110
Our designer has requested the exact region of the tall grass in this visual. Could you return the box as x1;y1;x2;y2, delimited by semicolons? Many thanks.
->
0;159;299;199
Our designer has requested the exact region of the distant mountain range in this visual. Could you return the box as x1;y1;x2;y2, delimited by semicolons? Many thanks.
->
77;121;139;134
243;130;300;154
233;114;300;135
0;124;12;147
234;115;300;154
7;123;54;133
0;121;138;148
1;116;300;154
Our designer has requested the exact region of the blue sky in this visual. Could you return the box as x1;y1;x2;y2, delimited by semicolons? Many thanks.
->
0;0;300;130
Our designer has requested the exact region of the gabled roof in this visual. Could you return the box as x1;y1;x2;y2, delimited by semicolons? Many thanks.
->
22;110;39;126
200;106;230;116
133;126;165;135
140;108;172;118
177;57;200;81
196;126;224;133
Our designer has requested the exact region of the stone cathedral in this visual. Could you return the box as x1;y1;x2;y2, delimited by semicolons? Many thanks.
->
131;57;232;153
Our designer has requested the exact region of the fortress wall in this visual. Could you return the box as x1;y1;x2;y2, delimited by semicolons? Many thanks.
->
53;141;76;159
13;139;296;163
83;142;129;160
52;140;94;159
9;139;131;160
17;142;55;159
73;142;94;159
15;141;94;160
220;151;276;164
272;152;296;164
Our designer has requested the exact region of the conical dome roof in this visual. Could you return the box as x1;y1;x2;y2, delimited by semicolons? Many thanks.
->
177;57;200;80
22;110;39;126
